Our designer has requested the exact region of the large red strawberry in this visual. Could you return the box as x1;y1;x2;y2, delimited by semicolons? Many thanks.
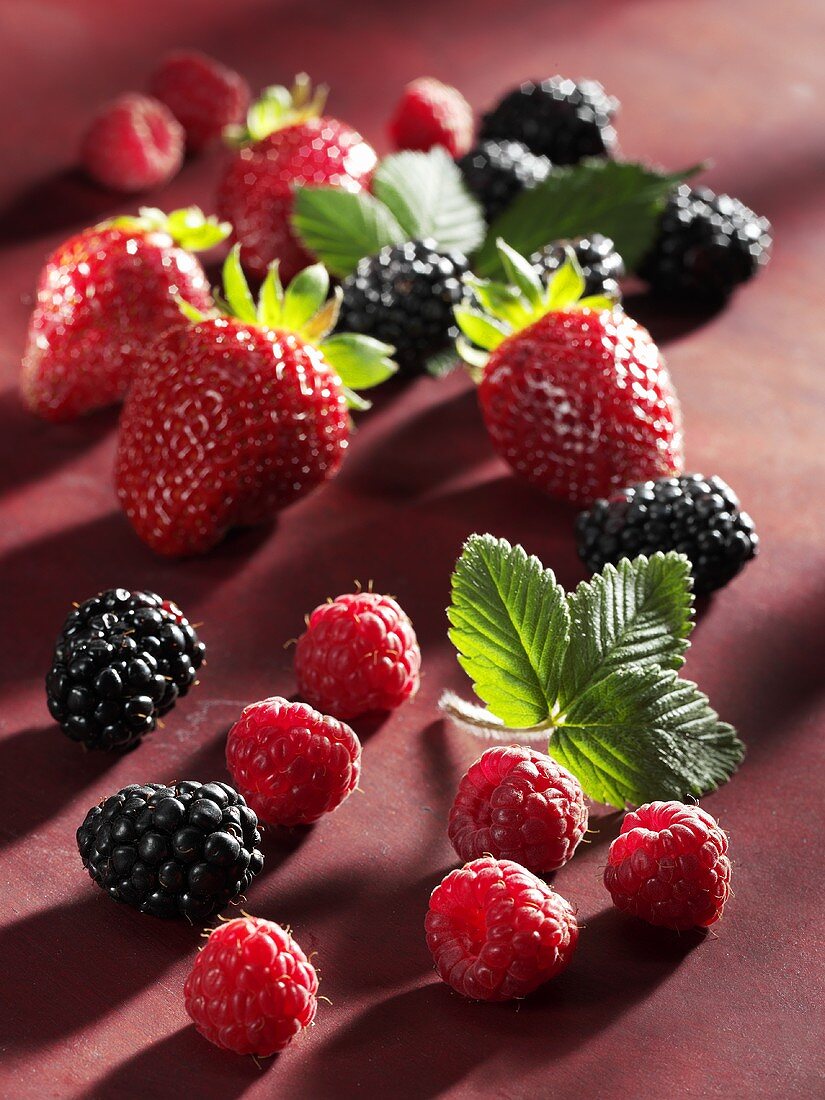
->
115;247;396;556
21;208;228;422
217;75;377;282
455;240;683;503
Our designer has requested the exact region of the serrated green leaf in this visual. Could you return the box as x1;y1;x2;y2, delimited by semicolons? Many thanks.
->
281;263;329;331
448;534;570;727
258;263;284;327
320;333;397;389
550;665;744;807
453;307;508;352
560;553;694;709
372;147;485;256
222;245;257;323
292;188;406;278
477;161;698;276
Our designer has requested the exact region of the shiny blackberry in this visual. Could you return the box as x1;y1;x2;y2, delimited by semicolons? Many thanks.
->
480;77;618;164
338;239;469;374
457;140;552;224
531;234;624;300
46;588;205;751
77;780;264;921
576;474;759;595
638;184;772;301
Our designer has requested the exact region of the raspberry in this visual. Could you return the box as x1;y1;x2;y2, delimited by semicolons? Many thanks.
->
425;857;578;1001
184;916;318;1055
149;50;251;152
225;697;361;826
294;591;421;720
603;800;731;930
76;780;264;921
448;747;588;873
46;588;205;750
388;77;474;157
81;93;184;193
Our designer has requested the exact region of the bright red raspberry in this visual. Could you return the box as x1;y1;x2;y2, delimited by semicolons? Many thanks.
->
150;50;251;152
225;697;361;827
184;915;318;1056
425;857;578;1001
604;800;731;930
479;309;683;504
388;77;474;157
294;592;421;720
448;746;588;873
81;93;184;193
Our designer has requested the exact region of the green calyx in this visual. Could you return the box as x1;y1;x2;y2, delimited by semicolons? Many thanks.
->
225;73;328;146
178;245;397;410
105;207;231;252
454;238;618;373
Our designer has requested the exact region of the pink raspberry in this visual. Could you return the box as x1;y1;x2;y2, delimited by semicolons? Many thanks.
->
184;915;318;1056
81;93;184;193
294;592;421;720
604;800;731;931
225;697;361;827
448;746;588;873
149;50;251;152
388;77;474;157
425;857;578;1002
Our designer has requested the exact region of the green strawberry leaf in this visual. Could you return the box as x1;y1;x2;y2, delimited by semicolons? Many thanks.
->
448;534;570;728
257;263;284;327
453;307;508;352
320;333;397;389
550;665;745;808
560;553;694;707
425;347;460;378
222;245;257;323
372;148;485;256
281;263;329;331
292;188;406;278
475;161;701;276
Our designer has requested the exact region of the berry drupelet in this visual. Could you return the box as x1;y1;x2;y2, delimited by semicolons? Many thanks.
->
457;139;552;224
638;184;772;301
480;76;618;165
77;780;264;921
46;588;205;750
337;239;469;374
531;234;625;301
575;474;758;595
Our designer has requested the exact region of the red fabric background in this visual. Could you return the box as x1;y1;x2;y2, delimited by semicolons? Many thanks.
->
0;1;822;1097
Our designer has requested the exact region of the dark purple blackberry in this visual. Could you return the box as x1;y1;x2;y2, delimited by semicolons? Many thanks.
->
531;234;625;301
77;780;264;921
457;140;552;224
480;77;618;165
638;184;772;301
338;239;469;374
46;588;205;751
576;474;759;595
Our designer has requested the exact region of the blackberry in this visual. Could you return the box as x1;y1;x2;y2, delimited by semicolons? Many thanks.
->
531;234;624;300
77;780;264;921
457;140;552;224
480;77;618;165
46;588;205;751
576;474;759;595
338;239;469;374
638;184;772;301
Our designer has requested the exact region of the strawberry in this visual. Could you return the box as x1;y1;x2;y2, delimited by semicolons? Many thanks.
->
455;241;683;503
20;208;229;422
149;50;251;153
115;247;396;556
217;75;377;281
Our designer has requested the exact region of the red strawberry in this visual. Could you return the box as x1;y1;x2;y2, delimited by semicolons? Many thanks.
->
115;248;396;555
149;50;251;153
388;77;474;157
217;75;377;281
455;241;683;503
21;208;228;422
81;93;184;193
